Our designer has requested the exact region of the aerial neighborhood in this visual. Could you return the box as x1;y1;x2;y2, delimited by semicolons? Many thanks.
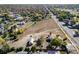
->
0;5;79;54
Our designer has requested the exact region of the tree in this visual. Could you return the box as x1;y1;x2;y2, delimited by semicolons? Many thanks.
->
51;9;74;21
1;32;7;38
31;46;36;53
0;44;10;54
24;47;30;51
9;33;17;40
36;37;43;47
17;28;24;34
15;47;23;53
24;47;31;54
10;47;15;52
50;37;62;48
0;37;5;45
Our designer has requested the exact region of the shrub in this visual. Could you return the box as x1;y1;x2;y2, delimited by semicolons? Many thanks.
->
15;47;23;53
63;37;67;41
10;47;15;52
31;46;36;53
60;51;65;54
63;42;67;45
46;45;52;50
0;49;3;54
36;39;42;46
24;47;30;52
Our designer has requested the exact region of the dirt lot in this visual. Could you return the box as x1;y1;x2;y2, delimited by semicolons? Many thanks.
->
8;19;66;48
18;19;65;39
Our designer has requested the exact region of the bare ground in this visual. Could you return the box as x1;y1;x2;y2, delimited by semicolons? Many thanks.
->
18;19;65;39
8;19;65;48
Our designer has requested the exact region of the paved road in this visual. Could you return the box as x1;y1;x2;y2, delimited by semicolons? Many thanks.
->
52;15;79;46
45;6;79;53
51;15;79;53
52;8;79;46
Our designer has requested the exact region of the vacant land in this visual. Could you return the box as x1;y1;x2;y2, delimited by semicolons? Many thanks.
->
17;19;65;40
8;19;66;48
